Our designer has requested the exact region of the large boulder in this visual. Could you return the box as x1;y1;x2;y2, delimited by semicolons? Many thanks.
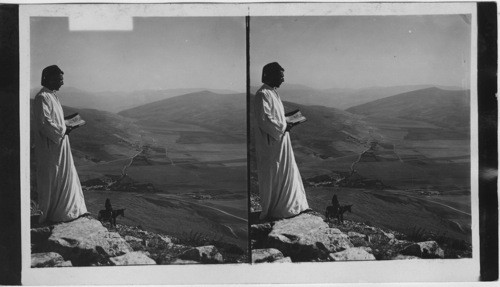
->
31;252;72;268
46;217;133;266
179;245;224;263
329;247;376;261
109;251;156;266
266;213;353;261
252;248;285;263
401;241;444;258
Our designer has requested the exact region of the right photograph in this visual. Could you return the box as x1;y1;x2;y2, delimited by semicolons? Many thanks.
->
249;15;472;263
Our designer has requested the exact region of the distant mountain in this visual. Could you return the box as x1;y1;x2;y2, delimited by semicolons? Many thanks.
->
119;91;246;142
346;87;470;130
250;84;463;110
30;87;240;113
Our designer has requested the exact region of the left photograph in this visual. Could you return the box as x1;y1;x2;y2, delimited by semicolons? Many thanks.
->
29;16;248;266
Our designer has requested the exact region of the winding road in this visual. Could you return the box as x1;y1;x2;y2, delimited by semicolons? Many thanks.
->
155;194;248;223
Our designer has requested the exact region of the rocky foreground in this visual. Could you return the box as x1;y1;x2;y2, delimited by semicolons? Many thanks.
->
31;212;470;267
251;212;468;263
31;216;247;267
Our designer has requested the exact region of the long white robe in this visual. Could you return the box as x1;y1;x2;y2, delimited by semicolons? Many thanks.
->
254;84;309;219
33;87;87;223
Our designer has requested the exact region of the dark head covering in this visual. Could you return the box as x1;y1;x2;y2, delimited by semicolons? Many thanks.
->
262;62;284;83
41;65;64;87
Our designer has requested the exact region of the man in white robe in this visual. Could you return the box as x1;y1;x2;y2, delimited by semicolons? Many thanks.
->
254;62;310;220
33;65;87;223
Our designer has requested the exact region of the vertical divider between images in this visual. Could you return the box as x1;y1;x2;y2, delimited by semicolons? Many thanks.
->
245;14;252;265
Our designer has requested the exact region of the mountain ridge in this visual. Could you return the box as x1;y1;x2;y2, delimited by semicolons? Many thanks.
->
346;87;470;130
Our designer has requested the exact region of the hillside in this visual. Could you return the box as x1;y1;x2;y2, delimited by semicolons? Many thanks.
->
119;91;246;143
249;93;382;163
346;87;470;131
30;87;239;113
30;100;142;164
250;84;459;110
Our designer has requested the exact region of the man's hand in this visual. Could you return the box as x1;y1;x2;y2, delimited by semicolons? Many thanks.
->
65;126;73;136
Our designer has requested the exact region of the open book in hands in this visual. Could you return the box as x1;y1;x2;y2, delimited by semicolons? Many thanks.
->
285;109;307;126
64;113;86;130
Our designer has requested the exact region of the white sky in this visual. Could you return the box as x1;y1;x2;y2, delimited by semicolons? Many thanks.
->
250;15;471;90
31;15;471;93
30;17;246;93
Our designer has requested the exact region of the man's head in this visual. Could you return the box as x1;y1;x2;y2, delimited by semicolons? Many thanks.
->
41;65;64;91
262;62;284;88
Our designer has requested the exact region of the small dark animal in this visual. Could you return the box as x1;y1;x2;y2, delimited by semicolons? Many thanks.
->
325;204;353;224
98;209;125;227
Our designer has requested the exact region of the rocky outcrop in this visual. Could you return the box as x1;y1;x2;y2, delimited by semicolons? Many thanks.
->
252;213;450;262
45;217;133;266
31;217;154;266
253;213;353;262
31;216;244;266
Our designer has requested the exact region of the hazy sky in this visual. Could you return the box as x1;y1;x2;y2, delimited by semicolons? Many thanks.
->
250;15;471;90
31;17;246;93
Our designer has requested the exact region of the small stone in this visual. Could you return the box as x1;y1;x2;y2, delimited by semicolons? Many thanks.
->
382;231;395;240
401;241;444;258
124;235;142;243
31;252;65;268
388;238;399;245
179;245;224;263
109;251;156;266
252;248;284;263
159;236;172;244
54;260;73;267
347;231;366;239
273;257;292;263
391;254;420;260
171;259;200;264
329;248;376;261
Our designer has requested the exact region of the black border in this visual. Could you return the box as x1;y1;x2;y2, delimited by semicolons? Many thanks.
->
477;1;498;281
0;4;21;285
